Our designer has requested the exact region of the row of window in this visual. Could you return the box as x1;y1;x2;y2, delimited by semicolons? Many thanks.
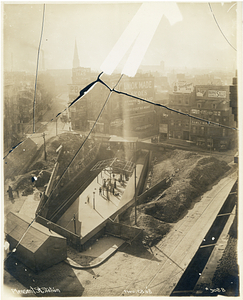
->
191;126;226;137
170;120;189;127
169;117;228;126
191;117;228;124
191;109;221;116
197;103;218;109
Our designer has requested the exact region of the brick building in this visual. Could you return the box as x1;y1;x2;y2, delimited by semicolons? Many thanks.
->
158;91;193;141
158;83;237;151
190;85;236;150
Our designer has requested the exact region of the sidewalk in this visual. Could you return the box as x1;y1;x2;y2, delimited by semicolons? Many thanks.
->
120;171;238;296
65;235;125;269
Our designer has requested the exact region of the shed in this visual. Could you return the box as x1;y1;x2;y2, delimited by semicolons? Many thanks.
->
5;212;67;272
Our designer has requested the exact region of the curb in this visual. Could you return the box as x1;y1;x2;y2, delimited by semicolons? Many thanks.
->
64;243;121;269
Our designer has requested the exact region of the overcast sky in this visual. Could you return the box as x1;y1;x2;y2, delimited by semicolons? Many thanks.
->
3;2;238;75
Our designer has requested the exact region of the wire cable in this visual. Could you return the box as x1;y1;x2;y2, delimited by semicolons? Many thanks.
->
208;2;237;52
3;73;103;160
4;70;237;260
46;75;123;221
4;74;123;261
33;4;46;133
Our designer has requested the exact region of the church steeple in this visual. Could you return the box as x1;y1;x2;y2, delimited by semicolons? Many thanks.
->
73;40;80;68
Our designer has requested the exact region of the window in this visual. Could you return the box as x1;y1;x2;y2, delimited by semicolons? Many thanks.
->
197;103;201;108
222;129;226;137
201;126;205;134
215;118;219;122
212;103;216;109
178;121;181;126
191;109;200;114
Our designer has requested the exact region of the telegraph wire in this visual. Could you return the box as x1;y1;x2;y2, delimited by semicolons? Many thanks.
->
4;73;238;257
3;74;238;161
41;74;117;216
46;76;123;221
4;74;123;260
208;2;237;52
33;4;46;133
227;3;237;13
4;3;238;271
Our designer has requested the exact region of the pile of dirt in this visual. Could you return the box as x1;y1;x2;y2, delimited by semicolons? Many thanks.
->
34;170;52;188
12;171;38;196
8;132;97;198
121;149;232;245
151;150;200;186
142;151;230;223
189;156;230;192
47;133;99;187
137;213;171;246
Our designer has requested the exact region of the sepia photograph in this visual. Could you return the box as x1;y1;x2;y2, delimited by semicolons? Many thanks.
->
2;1;242;298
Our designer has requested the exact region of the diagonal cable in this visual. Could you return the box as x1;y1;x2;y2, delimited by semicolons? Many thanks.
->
46;75;123;221
5;74;123;261
208;2;237;52
33;4;46;133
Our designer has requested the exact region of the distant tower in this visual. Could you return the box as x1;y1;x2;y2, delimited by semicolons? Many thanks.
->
73;40;80;68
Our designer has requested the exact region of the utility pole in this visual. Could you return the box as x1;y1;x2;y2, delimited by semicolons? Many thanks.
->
93;191;96;210
42;132;47;160
56;117;58;136
73;214;76;234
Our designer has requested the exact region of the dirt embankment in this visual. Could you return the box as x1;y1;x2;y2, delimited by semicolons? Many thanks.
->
121;149;231;245
9;133;97;197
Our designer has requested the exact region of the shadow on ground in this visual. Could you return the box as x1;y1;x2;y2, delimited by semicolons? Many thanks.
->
4;254;85;297
118;240;161;262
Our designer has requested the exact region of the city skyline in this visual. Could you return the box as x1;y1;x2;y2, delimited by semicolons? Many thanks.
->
3;2;238;75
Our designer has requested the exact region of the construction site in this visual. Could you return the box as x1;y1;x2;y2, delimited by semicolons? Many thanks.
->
3;1;241;296
3;127;239;297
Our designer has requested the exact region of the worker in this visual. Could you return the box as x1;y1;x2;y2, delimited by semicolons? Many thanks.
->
7;186;14;200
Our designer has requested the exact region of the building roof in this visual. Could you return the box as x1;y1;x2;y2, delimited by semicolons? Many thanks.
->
6;212;64;253
109;135;138;143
